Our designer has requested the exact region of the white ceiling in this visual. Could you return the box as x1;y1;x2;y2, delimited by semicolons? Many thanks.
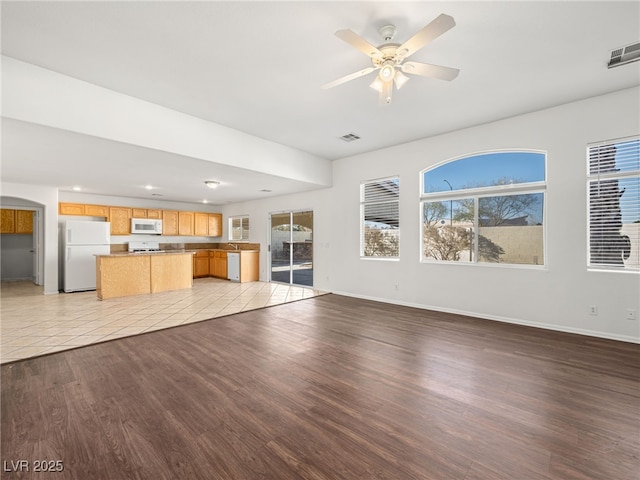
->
2;1;639;205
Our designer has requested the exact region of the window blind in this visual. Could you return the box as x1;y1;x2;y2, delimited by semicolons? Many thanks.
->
361;177;400;257
588;138;640;270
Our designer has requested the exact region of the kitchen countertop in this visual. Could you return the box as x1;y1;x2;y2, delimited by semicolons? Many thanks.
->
193;249;260;252
95;250;195;257
97;249;260;257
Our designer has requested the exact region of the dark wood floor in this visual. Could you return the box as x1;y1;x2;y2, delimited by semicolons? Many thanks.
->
2;294;639;480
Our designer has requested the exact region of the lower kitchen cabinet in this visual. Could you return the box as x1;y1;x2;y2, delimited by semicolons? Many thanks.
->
210;250;228;278
192;249;259;282
193;251;210;278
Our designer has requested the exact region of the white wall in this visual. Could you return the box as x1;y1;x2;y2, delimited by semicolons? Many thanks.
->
234;87;640;343
3;56;332;187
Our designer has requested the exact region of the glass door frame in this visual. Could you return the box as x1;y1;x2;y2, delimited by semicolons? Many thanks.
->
268;209;313;286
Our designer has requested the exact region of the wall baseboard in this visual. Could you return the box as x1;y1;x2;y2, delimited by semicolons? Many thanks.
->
331;290;640;345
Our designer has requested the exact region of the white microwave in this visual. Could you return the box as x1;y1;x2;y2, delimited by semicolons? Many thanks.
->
131;218;163;235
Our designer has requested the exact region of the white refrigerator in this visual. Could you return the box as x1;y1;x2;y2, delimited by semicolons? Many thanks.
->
63;220;111;293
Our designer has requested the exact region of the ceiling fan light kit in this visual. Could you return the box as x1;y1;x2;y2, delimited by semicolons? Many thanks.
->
322;13;459;105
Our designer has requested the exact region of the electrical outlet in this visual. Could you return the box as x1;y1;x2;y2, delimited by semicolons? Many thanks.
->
626;309;637;320
589;305;598;316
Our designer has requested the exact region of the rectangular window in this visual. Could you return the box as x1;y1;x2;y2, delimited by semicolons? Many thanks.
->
588;137;640;271
229;215;250;241
361;177;399;258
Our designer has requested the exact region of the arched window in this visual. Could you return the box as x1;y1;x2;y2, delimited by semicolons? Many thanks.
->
421;151;546;266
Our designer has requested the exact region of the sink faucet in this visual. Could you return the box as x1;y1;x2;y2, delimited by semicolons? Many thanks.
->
230;243;239;250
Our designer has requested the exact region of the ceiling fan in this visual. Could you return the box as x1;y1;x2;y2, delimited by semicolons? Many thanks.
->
322;13;459;105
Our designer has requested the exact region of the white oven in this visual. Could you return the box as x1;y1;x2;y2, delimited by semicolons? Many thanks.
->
131;218;163;235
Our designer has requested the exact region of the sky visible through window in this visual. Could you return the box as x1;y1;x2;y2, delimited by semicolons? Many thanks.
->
423;151;545;226
424;151;545;193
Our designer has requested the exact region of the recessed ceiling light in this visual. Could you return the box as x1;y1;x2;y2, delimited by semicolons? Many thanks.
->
202;199;209;204
204;180;220;189
144;185;154;190
72;186;82;191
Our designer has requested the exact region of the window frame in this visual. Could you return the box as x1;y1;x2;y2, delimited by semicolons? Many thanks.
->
420;150;547;268
228;215;250;242
360;175;400;260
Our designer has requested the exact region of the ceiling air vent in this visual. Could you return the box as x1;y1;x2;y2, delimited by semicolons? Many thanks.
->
339;133;361;142
608;41;640;68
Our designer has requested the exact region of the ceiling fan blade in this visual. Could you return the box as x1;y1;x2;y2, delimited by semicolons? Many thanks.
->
321;67;377;89
401;61;459;81
335;29;383;58
397;14;456;59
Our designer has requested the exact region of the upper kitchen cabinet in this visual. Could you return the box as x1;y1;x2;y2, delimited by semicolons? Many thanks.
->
1;209;16;233
208;213;222;237
194;212;208;236
1;209;34;234
162;210;179;236
84;205;109;217
59;202;108;217
59;202;84;216
195;212;222;237
178;211;194;236
15;210;34;234
131;208;148;218
147;209;162;219
109;207;132;235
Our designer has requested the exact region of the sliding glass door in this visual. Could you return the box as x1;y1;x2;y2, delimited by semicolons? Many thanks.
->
270;210;313;286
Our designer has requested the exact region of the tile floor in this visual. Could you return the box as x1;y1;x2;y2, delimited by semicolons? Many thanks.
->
0;279;327;364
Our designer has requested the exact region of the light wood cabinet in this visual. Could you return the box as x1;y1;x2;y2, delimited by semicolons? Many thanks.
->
1;209;16;233
57;203;221;237
147;209;162;219
15;210;34;234
194;212;209;236
84;204;108;217
0;209;34;234
211;250;228;278
96;252;193;300
193;250;210;278
59;203;107;217
59;202;86;216
109;207;132;235
239;251;260;283
178;211;194;236
162;211;179;236
208;213;222;237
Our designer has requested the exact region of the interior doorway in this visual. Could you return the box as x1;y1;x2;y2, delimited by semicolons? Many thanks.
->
269;210;313;287
0;205;43;286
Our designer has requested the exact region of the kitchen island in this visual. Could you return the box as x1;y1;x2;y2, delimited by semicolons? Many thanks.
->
95;251;194;300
